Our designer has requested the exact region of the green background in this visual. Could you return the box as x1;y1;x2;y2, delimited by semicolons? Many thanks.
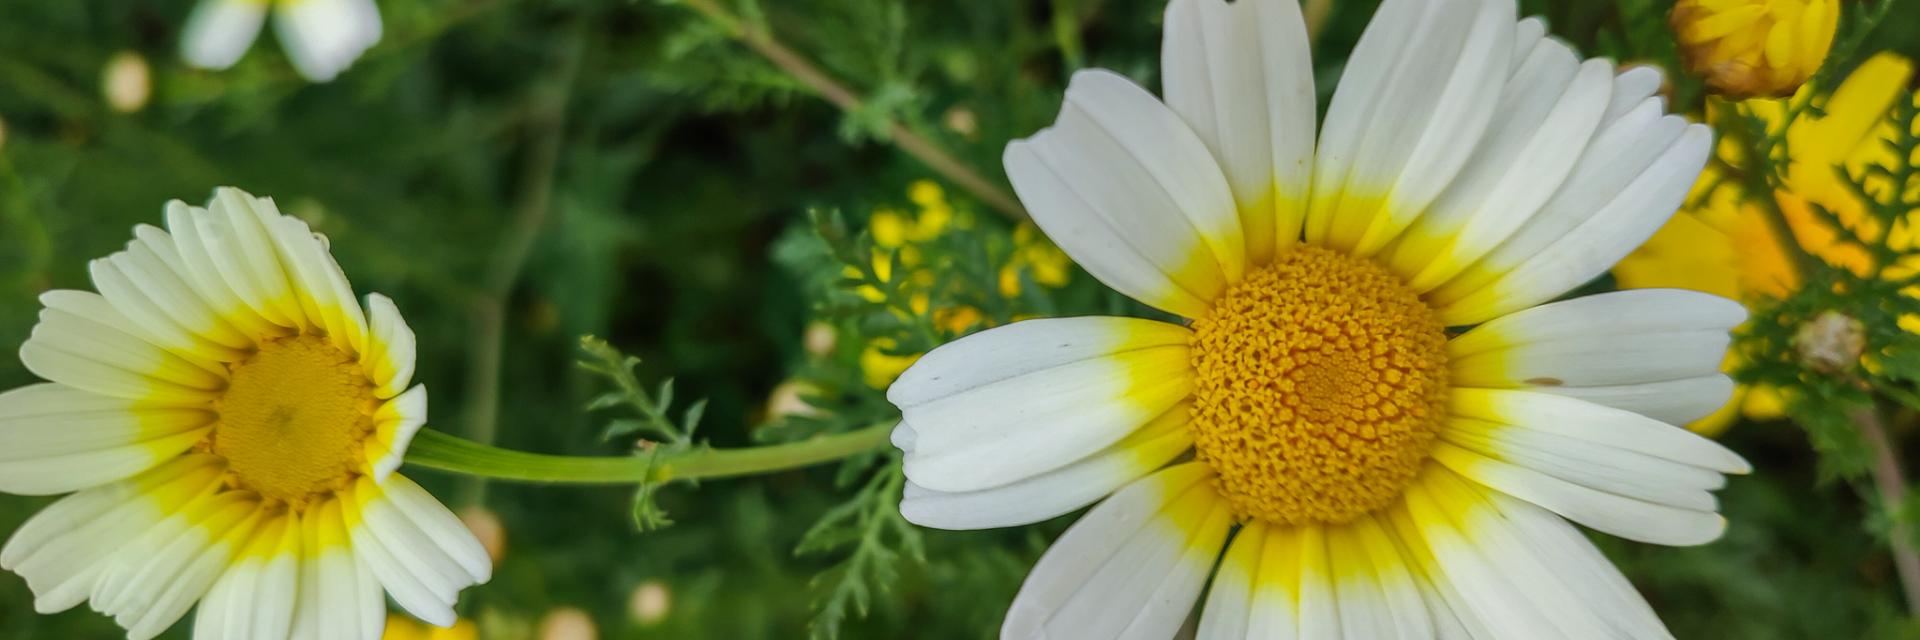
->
2;0;1919;638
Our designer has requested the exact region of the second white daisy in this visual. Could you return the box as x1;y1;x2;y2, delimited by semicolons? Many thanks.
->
0;188;488;639
181;0;383;82
889;0;1740;637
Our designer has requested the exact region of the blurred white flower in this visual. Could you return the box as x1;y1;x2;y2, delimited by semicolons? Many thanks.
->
627;581;671;626
180;0;383;82
537;607;598;640
102;51;152;113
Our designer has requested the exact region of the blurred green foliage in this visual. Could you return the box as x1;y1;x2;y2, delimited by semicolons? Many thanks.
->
2;0;1920;638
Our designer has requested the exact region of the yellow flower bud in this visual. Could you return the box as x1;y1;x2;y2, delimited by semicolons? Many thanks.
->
1670;0;1838;98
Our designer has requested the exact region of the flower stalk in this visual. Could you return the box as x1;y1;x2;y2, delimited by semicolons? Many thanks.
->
1853;406;1920;616
672;0;1028;221
405;422;896;485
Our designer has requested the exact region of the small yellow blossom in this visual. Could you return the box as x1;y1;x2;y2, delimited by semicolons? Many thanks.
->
849;181;1072;388
383;614;479;640
1671;0;1839;98
999;223;1073;297
860;337;922;389
1616;52;1916;435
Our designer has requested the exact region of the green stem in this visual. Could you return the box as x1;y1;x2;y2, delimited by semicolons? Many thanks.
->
405;422;896;484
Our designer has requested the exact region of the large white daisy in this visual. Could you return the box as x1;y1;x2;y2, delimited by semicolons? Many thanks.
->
181;0;383;82
888;0;1744;637
0;188;489;639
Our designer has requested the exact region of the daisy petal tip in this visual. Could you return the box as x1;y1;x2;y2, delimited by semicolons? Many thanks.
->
889;421;918;452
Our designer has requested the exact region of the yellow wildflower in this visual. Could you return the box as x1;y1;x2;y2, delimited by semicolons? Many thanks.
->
383;614;479;640
1615;52;1916;435
850;181;1072;388
860;337;921;389
999;223;1073;297
1670;0;1839;98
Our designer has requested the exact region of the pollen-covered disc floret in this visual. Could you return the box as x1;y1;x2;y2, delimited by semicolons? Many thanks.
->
210;334;378;508
1188;246;1449;525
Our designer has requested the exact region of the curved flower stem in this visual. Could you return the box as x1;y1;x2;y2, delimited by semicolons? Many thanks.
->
673;0;1028;221
1854;406;1920;617
404;422;896;485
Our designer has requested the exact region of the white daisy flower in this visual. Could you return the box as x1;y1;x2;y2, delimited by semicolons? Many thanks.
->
888;0;1744;637
181;0;383;82
0;188;489;640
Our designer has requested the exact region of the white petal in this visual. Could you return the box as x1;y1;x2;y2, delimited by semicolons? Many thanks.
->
21;292;227;403
1002;463;1231;640
887;317;1193;493
194;513;298;640
260;197;370;354
376;474;493;584
1430;105;1713;325
128;224;260;350
1540;375;1736;426
1388;45;1612;291
1450;387;1750;474
1196;523;1268;640
362;293;416;398
289;499;377;640
1433;443;1725;545
1605;66;1666;127
2;458;224;614
1005;70;1243;318
89;255;246;366
900;407;1191;530
1327;517;1431;640
1485;492;1672;639
1393;472;1611;638
210;188;308;330
272;0;383;82
121;505;262;640
1306;0;1514;255
1448;289;1745;388
367;385;428;481
0;384;214;494
1415;470;1673;638
180;0;265;71
1509;17;1545;70
1444;417;1726;510
89;494;252;640
340;486;458;627
1162;0;1316;262
164;200;290;341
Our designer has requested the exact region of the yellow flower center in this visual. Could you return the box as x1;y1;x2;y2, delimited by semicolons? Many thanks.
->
1187;246;1449;525
210;334;376;507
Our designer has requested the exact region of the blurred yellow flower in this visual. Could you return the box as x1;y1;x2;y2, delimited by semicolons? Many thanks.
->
848;181;1071;388
999;223;1072;297
1615;52;1916;435
1671;0;1838;98
383;614;478;640
860;337;920;389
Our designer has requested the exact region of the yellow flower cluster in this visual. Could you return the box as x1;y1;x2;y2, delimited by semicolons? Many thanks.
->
1615;53;1919;434
851;180;1072;388
1670;0;1838;98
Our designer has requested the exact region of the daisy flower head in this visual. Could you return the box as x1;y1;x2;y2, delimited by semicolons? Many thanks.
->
181;0;383;82
1615;53;1919;434
0;188;490;639
1670;0;1838;99
887;0;1746;637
